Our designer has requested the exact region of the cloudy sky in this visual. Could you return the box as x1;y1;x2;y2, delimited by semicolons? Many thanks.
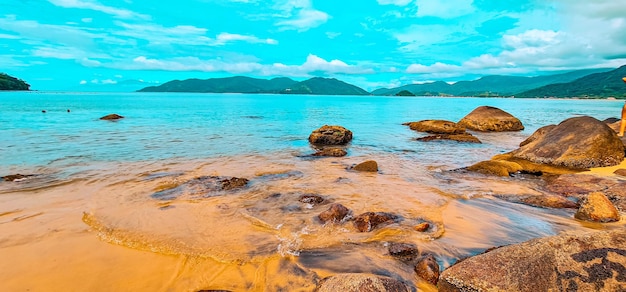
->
2;0;626;91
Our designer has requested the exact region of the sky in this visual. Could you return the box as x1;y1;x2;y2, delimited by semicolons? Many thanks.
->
2;0;626;91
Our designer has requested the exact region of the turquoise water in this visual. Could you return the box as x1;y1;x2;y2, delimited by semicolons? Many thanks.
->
1;91;621;170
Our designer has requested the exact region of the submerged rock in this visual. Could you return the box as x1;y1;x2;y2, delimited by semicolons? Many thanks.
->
388;242;419;262
2;174;34;181
299;194;325;205
353;212;400;232
312;148;348;157
574;192;620;222
415;133;481;143
510;116;625;169
403;120;466;134
415;254;440;286
309;125;353;145
352;160;378;172
318;203;350;223
151;176;249;200
317;273;411;292
457;106;524;132
438;230;626;292
100;113;124;120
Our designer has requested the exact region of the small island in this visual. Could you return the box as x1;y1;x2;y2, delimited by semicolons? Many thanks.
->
0;73;30;91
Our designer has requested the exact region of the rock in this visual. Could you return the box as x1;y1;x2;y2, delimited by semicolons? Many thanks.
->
2;174;33;181
353;212;399;232
151;176;248;200
220;177;248;190
519;124;556;147
614;169;626;177
413;222;430;232
100;113;124;120
603;117;620;124
438;229;626;292
309;125;353;145
466;160;523;176
318;203;350;223
352;160;378;172
317;273;411;292
511;116;625;169
545;173;626;212
518;195;579;209
403;120;466;134
312;148;347;157
574;192;620;222
388;242;419;262
299;194;325;205
415;133;481;143
457;106;524;132
415;254;440;286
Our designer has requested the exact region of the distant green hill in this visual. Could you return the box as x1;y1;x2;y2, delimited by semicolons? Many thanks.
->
516;65;626;98
372;68;611;96
138;76;297;93
280;77;369;95
0;73;30;91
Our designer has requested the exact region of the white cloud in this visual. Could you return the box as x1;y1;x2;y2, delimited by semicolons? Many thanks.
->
377;0;413;6
215;33;278;45
80;80;87;84
326;32;341;39
273;0;329;32
48;0;150;20
416;0;475;18
406;62;461;73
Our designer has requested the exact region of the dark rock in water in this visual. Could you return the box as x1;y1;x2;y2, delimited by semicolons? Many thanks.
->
574;192;620;222
416;133;481;143
318;203;350;223
309;125;353;145
317;273;411;292
2;174;34;181
312;148;347;157
151;176;248;200
545;173;626;212
353;212;400;232
388;242;419;262
510;116;624;169
352;160;378;172
415;254;440;286
519;124;556;147
458;106;524;132
100;113;124;120
299;194;325;205
614;169;626;177
518;195;579;209
403;120;466;134
438;230;626;292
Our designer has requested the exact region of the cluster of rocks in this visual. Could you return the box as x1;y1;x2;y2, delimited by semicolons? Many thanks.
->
308;125;352;157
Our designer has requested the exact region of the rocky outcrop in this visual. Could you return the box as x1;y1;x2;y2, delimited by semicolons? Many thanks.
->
545;173;626;212
100;113;124;120
352;160;378;172
317;273;411;292
309;125;353;145
457;106;524;132
574;192;620;222
439;230;626;292
318;203;351;223
312;148;347;157
403;120;466;134
510;116;624;169
416;133;481;143
151;176;249;200
353;212;400;232
519;124;556;147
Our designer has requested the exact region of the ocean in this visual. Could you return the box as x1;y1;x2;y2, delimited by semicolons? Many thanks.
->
0;92;624;291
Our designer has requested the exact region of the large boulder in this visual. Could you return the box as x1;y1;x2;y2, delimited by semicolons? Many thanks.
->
403;120;466;134
457;106;524;132
309;125;353;145
317;273;411;292
574;192;620;222
439;229;626;292
510;116;625;169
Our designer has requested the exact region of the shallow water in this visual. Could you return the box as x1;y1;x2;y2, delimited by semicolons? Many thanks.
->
0;92;624;291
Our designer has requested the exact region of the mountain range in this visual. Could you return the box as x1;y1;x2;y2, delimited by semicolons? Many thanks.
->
137;65;626;98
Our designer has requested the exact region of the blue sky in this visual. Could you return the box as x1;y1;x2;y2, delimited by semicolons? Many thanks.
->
2;0;626;91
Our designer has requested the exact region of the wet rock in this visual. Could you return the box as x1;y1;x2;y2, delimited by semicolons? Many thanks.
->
614;169;626;177
438;229;626;292
545;173;626;211
151;176;249;200
220;177;249;190
518;195;579;209
466;160;523;176
352;160;378;172
415;254;440;286
100;113;124;120
317;273;411;292
457;106;524;132
519;124;556;147
318;203;350;224
574;192;620;222
403;120;466;134
299;194;325;205
415;133;481;143
281;204;302;213
510;116;625;169
312;148;347;157
388;242;419;262
353;212;400;232
2;174;34;181
309;125;353;145
413;222;430;232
